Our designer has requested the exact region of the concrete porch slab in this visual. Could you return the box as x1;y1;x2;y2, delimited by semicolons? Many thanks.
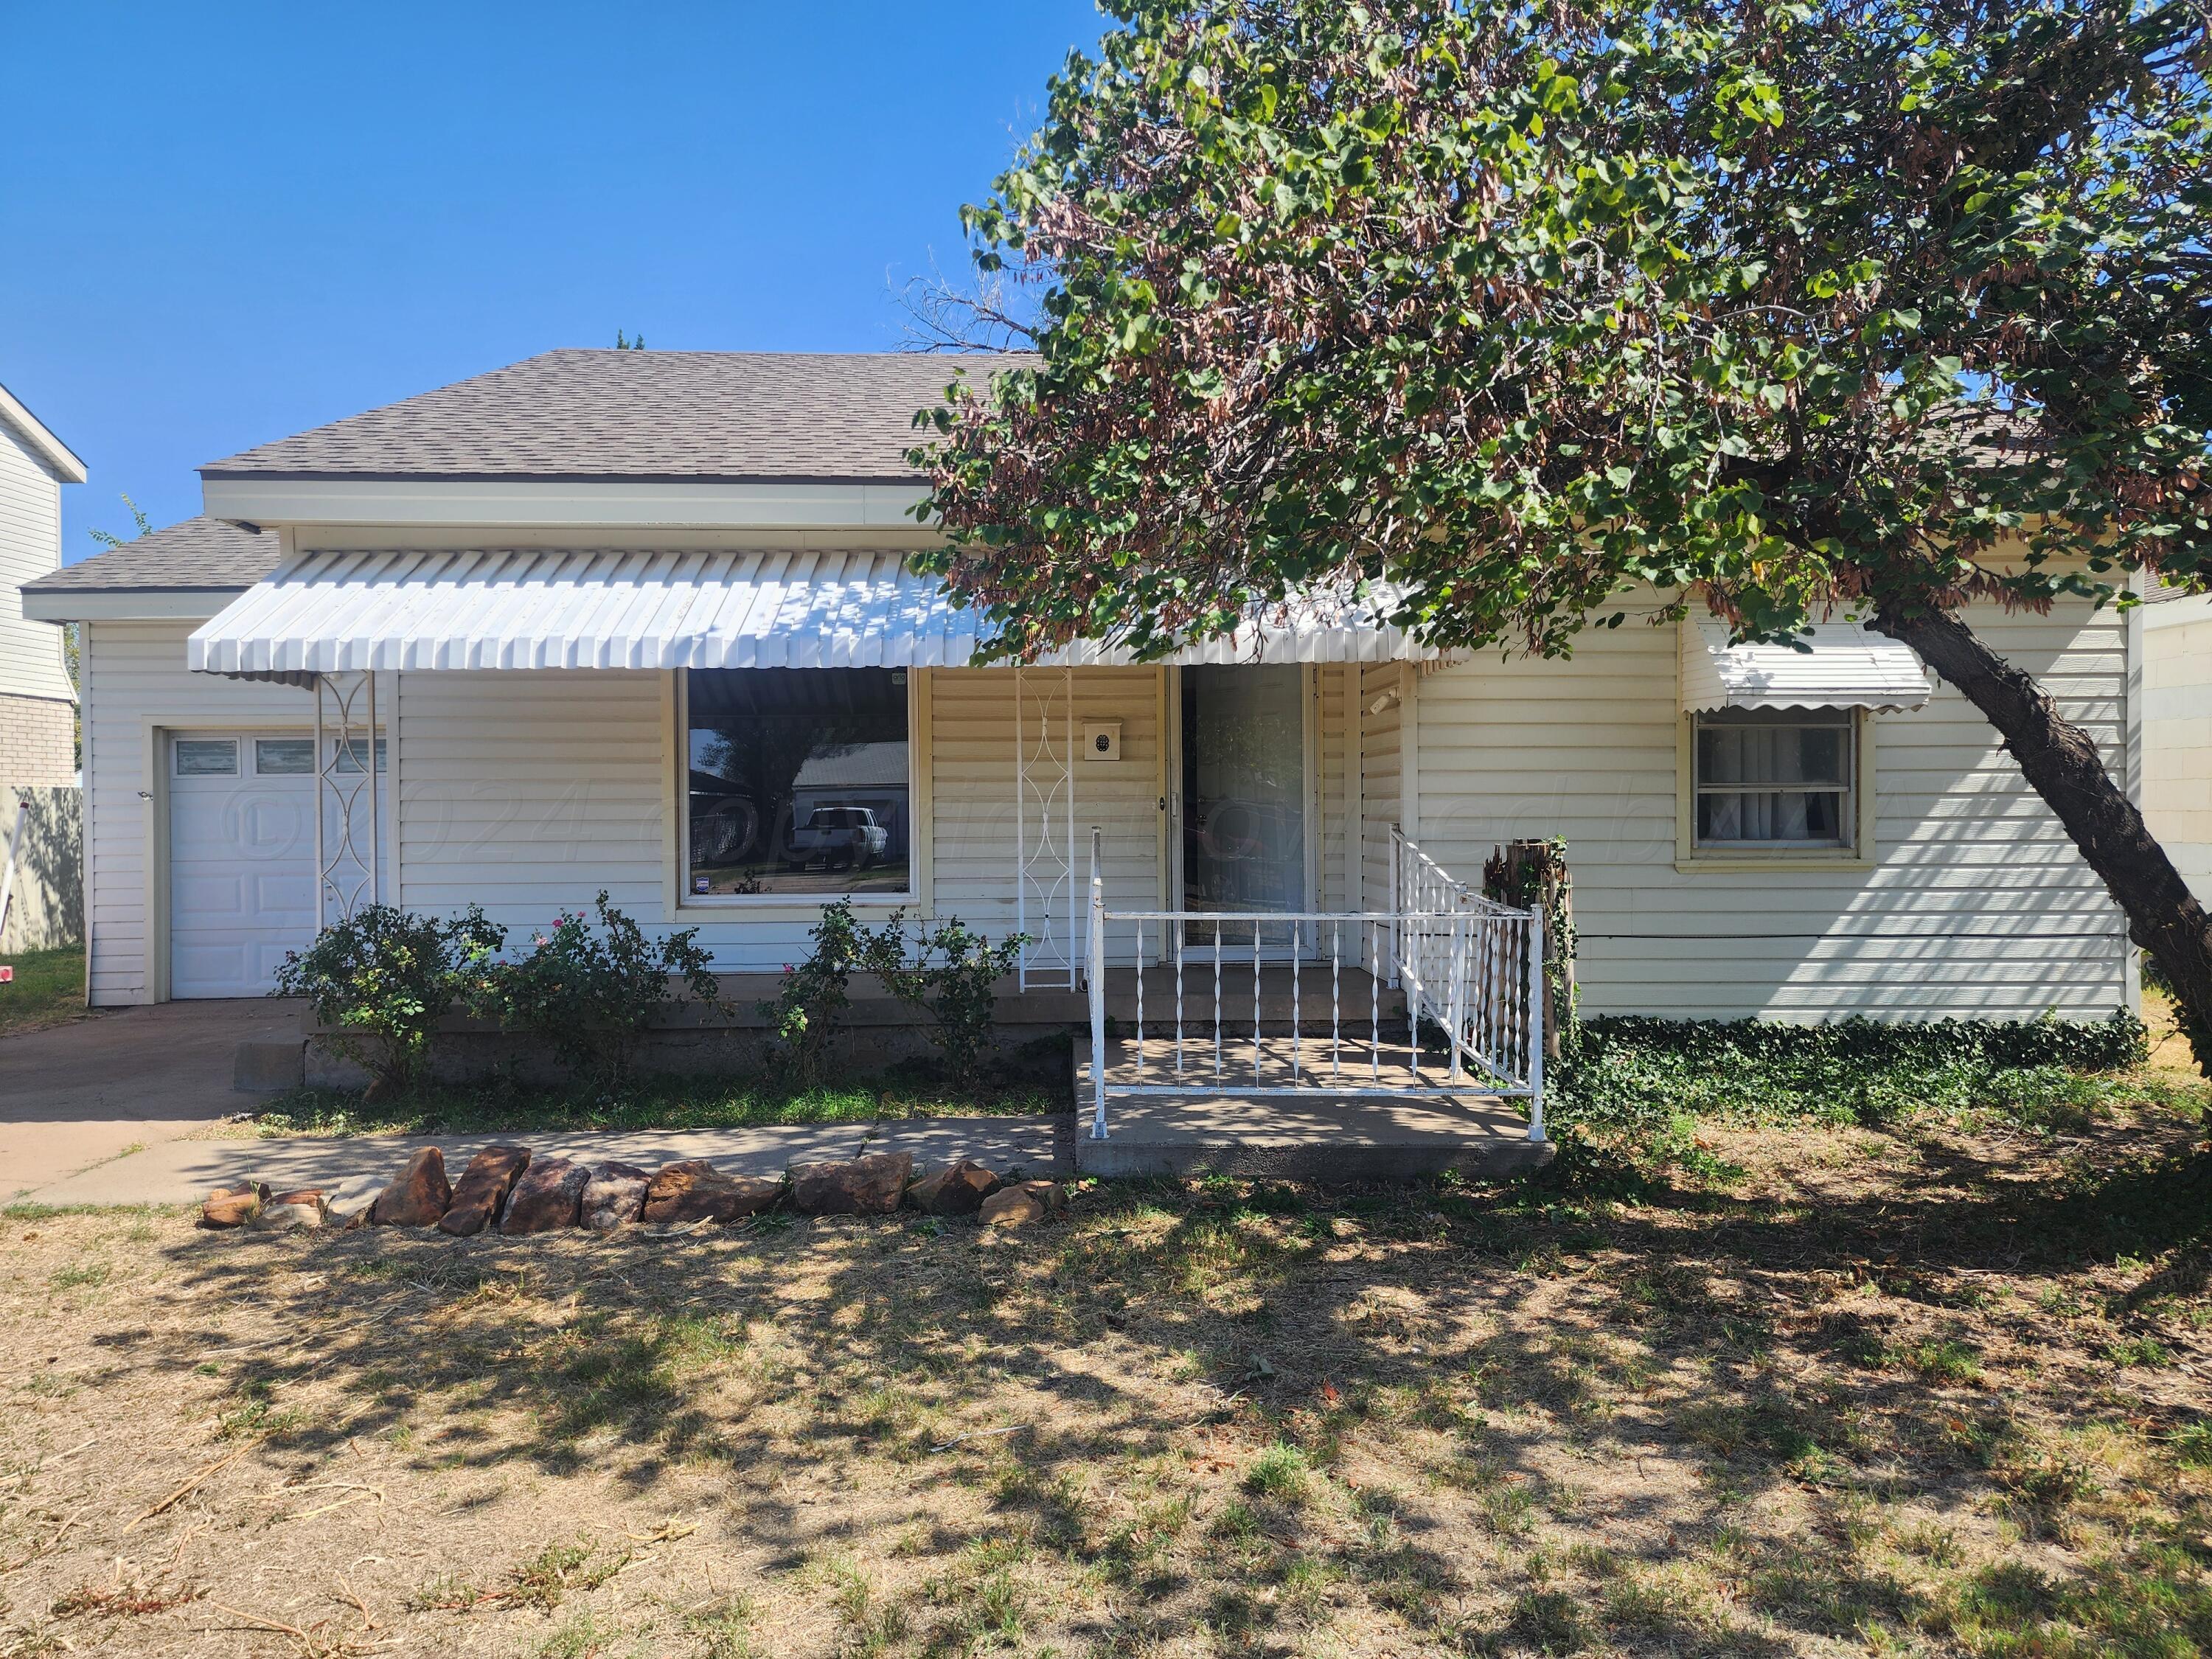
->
1072;1038;1548;1181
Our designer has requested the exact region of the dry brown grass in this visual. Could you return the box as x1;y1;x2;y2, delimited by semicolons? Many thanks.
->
0;1102;2207;1658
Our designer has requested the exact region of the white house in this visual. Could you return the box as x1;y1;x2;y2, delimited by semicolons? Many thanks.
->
0;380;84;790
21;349;2137;1036
2142;580;2212;905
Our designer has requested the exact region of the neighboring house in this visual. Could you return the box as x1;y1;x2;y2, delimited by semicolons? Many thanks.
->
19;349;2138;1028
0;380;86;956
2142;580;2212;904
0;380;84;789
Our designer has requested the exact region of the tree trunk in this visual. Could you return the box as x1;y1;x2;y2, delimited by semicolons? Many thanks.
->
1871;603;2212;1073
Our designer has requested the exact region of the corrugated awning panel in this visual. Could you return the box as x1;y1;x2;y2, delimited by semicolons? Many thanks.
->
188;547;1418;675
1680;619;1933;712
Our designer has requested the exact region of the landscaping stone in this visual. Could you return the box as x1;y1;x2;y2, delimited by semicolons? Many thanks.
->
642;1160;782;1224
200;1182;268;1228
257;1199;324;1231
371;1148;451;1227
501;1156;588;1234
790;1151;912;1216
979;1180;1065;1228
325;1175;381;1227
907;1160;1002;1217
581;1161;652;1231
438;1144;530;1237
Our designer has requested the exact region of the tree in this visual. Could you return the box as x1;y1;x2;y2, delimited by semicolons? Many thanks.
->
910;0;2212;1062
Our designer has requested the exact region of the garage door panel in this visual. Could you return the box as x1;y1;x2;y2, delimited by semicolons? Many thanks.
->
173;872;250;921
173;941;254;996
236;796;314;859
256;872;316;913
169;729;354;999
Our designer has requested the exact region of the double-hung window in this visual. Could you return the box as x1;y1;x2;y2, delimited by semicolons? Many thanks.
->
1692;707;1857;850
683;667;912;900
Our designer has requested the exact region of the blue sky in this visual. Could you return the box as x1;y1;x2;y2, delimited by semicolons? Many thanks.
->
1;1;1105;562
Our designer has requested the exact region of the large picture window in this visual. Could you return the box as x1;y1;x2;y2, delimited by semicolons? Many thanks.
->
685;667;911;899
1693;707;1857;849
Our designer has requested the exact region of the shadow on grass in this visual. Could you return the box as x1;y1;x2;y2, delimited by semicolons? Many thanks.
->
251;1058;1065;1139
123;1108;2212;1654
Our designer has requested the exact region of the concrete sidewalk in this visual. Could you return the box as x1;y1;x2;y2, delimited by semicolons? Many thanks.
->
15;1113;1069;1208
1;999;302;1198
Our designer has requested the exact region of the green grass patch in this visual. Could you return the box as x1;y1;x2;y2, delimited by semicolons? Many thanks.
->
0;944;86;1037
248;1068;1058;1138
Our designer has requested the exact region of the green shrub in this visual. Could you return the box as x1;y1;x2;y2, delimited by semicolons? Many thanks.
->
479;891;718;1088
758;899;870;1086
274;904;504;1098
861;915;1026;1085
1539;1011;2149;1179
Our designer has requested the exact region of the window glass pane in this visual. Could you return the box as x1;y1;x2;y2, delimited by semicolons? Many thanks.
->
254;738;315;776
1697;718;1847;786
687;667;910;897
1697;788;1845;844
331;737;387;774
1694;709;1854;846
174;739;237;776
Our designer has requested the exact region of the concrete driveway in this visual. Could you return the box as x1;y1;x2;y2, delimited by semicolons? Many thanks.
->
0;999;300;1199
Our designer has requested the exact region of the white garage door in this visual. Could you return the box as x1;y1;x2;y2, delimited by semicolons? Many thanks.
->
167;731;387;998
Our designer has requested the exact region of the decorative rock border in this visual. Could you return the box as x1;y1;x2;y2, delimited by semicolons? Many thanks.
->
199;1147;1062;1234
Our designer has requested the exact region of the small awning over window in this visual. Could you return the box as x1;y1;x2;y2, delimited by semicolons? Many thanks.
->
1680;619;1933;713
187;546;1417;677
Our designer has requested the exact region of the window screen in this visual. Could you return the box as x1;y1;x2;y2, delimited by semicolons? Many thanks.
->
174;739;238;776
685;667;911;898
1694;708;1855;848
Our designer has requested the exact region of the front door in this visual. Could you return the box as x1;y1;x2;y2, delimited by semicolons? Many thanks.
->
1180;664;1307;950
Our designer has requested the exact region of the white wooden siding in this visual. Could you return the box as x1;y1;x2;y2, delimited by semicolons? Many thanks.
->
1317;665;1352;911
2143;596;2212;903
931;667;1164;964
0;415;76;704
82;608;2133;1019
1412;600;2131;1019
81;622;318;1003
396;668;670;927
1357;661;1404;914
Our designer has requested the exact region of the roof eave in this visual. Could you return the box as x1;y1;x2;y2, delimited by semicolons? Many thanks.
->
199;474;936;533
0;381;88;484
21;587;248;624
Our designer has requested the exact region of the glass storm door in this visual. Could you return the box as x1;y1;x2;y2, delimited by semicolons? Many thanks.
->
1180;664;1307;950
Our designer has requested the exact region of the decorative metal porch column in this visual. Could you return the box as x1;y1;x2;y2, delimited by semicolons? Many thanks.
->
1014;664;1078;990
313;670;383;926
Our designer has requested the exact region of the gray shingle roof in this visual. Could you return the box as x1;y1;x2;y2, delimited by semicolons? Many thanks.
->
24;517;279;594
201;349;1019;482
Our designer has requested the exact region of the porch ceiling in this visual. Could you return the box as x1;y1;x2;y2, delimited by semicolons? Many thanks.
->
187;546;1420;678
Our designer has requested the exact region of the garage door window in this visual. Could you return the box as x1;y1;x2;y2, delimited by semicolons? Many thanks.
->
175;739;238;776
254;739;315;775
332;737;387;774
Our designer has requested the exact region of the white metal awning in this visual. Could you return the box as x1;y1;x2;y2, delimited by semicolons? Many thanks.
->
1680;619;1933;712
187;546;1418;677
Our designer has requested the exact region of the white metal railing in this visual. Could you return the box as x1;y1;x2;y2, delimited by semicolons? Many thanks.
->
1083;827;1545;1144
